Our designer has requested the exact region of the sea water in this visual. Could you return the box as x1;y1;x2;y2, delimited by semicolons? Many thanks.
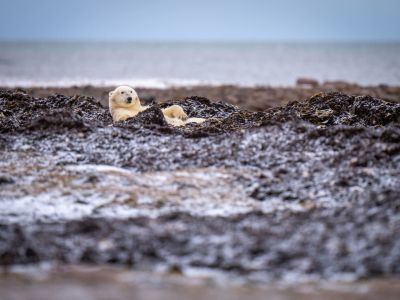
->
0;41;399;87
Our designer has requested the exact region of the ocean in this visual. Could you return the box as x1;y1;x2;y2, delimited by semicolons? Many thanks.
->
0;42;399;87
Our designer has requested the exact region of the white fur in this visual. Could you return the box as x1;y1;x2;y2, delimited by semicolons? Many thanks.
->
109;86;206;126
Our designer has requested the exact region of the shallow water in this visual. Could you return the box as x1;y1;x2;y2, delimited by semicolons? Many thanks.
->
1;42;400;87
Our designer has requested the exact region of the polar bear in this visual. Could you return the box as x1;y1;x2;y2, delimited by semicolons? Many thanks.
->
108;86;205;126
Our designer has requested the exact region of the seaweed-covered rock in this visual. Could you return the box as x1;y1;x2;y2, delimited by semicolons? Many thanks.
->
115;105;174;135
0;89;400;281
1;90;399;135
0;90;111;132
160;96;238;119
275;92;400;126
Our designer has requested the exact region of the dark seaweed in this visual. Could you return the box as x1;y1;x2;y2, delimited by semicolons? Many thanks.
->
0;90;399;281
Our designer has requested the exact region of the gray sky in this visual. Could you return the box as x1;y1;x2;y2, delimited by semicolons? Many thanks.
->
1;0;399;42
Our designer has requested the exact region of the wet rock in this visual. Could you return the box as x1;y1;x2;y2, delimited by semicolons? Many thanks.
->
322;80;356;89
296;78;319;88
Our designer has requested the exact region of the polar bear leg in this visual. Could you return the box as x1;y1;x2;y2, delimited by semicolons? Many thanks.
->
113;112;131;122
162;105;188;120
165;117;206;127
112;109;138;122
186;117;206;124
140;105;150;112
165;116;185;127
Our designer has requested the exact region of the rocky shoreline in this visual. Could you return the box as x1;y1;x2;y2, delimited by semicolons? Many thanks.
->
11;82;400;111
1;87;400;297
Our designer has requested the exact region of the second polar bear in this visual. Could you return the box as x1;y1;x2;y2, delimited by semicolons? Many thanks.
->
109;86;205;126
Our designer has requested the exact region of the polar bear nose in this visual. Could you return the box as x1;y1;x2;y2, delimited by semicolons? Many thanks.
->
127;97;132;103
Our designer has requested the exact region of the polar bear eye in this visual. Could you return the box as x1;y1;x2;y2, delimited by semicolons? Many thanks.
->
121;91;124;94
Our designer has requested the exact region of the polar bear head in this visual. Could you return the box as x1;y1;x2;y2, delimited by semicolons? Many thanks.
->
109;86;140;108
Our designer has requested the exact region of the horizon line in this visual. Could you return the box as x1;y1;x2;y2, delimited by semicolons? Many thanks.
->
1;38;400;44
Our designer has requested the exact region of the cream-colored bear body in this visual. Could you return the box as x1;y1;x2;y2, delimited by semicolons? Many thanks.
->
109;86;205;126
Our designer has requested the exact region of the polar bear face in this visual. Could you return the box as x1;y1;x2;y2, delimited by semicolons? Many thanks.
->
109;86;140;108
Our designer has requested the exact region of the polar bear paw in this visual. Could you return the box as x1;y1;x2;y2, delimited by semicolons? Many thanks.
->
162;105;188;121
